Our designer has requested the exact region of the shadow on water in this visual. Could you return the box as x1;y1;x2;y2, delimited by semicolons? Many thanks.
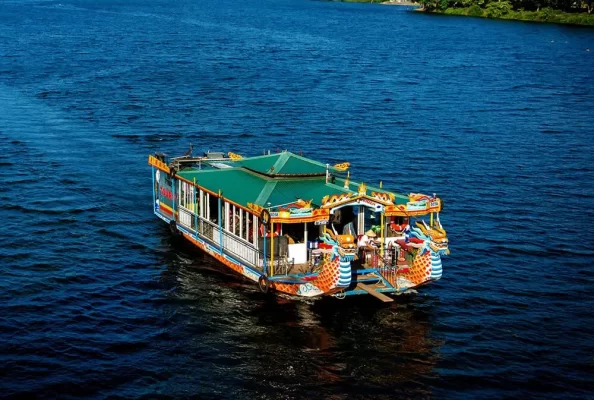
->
154;232;442;398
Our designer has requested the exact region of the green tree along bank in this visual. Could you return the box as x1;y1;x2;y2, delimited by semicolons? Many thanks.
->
418;0;594;26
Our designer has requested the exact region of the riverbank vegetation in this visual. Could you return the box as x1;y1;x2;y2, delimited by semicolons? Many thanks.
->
417;0;594;26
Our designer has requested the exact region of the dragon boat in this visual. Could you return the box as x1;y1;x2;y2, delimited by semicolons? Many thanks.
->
148;150;449;301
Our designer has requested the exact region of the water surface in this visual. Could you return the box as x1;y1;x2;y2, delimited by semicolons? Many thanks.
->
1;0;593;398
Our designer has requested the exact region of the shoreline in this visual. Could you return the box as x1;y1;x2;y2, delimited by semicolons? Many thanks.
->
341;0;594;26
381;1;420;6
416;7;594;27
339;0;420;5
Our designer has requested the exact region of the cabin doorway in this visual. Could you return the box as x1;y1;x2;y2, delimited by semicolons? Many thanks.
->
329;206;358;236
329;204;384;237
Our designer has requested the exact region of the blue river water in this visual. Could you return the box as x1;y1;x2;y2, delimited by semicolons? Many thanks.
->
1;0;593;398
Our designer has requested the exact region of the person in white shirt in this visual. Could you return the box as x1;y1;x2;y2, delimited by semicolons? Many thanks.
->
358;229;380;266
358;229;379;250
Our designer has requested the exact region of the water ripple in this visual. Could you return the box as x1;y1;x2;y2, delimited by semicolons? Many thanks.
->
1;0;593;399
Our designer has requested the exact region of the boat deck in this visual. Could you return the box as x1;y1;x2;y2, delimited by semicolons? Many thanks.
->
272;252;411;277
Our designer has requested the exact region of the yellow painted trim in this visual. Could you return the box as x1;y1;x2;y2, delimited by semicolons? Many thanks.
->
384;199;441;217
148;155;170;173
271;217;323;224
321;193;396;209
159;201;175;214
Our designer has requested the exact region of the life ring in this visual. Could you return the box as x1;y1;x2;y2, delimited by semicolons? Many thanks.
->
169;220;181;236
258;275;270;293
260;209;271;226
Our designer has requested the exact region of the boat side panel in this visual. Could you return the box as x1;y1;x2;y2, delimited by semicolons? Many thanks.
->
155;210;317;294
183;231;260;283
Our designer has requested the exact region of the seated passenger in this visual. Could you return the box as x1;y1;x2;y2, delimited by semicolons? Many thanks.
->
284;233;295;245
358;229;379;250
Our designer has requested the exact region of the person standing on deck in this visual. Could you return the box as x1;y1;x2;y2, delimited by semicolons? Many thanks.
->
358;229;379;267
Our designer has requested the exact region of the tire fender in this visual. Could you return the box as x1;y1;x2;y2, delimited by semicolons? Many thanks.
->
258;275;270;294
169;220;181;236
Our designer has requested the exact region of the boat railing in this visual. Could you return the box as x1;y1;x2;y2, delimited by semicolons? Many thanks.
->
178;207;197;231
178;208;261;269
256;236;293;275
382;247;399;268
199;217;220;246
220;229;260;268
176;205;220;246
256;252;294;276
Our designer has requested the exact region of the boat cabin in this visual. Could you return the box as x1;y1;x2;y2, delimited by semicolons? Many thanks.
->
149;150;447;299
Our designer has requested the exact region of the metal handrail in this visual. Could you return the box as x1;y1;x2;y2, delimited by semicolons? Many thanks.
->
220;228;259;268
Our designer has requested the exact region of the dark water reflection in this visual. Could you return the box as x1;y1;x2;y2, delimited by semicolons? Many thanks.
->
1;0;593;398
159;239;440;398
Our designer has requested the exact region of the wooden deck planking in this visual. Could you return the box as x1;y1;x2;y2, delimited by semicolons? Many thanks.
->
356;283;394;302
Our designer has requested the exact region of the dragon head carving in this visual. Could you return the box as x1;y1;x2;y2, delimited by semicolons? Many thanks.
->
319;231;357;262
315;231;356;290
410;218;449;257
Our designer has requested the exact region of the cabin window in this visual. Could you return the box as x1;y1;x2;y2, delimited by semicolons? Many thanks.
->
357;206;365;235
208;193;218;224
232;206;243;237
387;216;409;237
284;223;305;243
179;181;196;212
252;214;258;247
330;207;358;236
362;209;382;236
226;202;233;230
199;189;205;218
193;188;199;214
232;205;240;235
305;222;316;242
241;210;253;242
239;208;244;239
179;181;185;208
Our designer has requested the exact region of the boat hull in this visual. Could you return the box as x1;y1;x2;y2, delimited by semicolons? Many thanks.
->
156;211;438;300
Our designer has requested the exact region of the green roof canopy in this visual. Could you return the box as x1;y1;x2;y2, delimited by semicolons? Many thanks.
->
175;151;409;212
177;168;355;209
236;152;336;177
